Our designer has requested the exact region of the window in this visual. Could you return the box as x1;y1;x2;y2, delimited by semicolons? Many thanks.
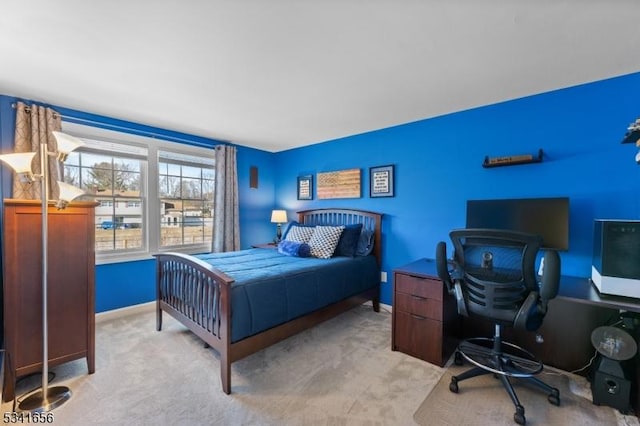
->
159;151;214;248
65;148;144;252
61;122;216;264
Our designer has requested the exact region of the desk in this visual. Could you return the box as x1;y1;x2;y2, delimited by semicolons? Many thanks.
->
557;275;640;313
395;259;638;372
394;258;640;412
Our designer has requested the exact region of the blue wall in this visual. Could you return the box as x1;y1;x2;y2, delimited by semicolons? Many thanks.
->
2;72;639;312
274;72;640;306
0;95;277;312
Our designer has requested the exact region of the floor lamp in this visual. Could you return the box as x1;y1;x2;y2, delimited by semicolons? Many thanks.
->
0;131;85;412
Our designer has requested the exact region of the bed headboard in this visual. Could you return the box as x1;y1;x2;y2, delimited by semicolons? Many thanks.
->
297;208;383;265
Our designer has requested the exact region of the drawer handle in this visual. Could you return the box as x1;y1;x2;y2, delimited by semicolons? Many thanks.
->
411;295;427;301
408;275;426;281
410;313;426;320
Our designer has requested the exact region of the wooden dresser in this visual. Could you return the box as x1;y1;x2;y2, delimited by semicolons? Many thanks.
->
392;259;460;367
2;199;98;401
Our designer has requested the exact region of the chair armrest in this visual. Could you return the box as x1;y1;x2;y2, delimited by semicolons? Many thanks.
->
514;291;541;331
436;241;454;293
436;241;468;316
540;250;560;303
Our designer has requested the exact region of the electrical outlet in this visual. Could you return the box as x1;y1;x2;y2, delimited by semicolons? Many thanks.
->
381;271;387;282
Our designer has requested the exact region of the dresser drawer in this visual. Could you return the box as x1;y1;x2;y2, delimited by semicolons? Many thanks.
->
395;273;443;300
395;292;442;320
394;311;443;364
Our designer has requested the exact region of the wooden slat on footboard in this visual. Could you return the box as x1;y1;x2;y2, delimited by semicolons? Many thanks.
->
154;252;234;343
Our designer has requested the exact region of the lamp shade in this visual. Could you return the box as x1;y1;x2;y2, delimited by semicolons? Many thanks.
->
270;210;288;223
0;151;36;174
56;181;85;209
52;131;84;161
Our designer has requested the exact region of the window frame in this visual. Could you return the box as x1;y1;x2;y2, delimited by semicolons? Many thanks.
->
61;122;216;265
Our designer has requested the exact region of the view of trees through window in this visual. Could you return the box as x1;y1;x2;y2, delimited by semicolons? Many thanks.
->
59;128;217;261
64;151;144;251
159;152;214;247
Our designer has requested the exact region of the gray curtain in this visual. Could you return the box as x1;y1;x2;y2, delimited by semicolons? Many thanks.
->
212;145;240;252
12;101;62;200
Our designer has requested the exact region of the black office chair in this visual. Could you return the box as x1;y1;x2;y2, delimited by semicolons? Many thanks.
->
436;229;561;425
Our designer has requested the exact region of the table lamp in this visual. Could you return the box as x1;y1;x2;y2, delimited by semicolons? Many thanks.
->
270;210;288;243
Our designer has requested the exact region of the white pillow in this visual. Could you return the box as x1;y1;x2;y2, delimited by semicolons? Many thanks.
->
308;225;345;259
284;225;315;243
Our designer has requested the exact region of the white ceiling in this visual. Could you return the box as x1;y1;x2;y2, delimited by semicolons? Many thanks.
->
1;1;640;153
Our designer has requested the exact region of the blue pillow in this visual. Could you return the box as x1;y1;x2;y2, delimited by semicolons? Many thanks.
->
334;223;363;257
277;240;311;257
356;229;375;256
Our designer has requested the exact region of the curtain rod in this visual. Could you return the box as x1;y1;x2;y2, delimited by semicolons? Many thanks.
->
11;102;226;149
11;102;60;118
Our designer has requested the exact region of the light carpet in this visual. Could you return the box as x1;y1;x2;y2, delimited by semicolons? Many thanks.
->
1;305;636;425
414;364;623;426
2;305;440;425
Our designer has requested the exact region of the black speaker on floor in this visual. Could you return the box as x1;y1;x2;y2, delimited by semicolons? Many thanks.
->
590;326;637;414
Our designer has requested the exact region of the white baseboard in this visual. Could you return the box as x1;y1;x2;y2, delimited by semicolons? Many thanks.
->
96;300;391;324
95;301;155;324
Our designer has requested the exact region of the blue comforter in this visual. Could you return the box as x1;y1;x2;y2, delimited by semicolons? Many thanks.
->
195;248;379;342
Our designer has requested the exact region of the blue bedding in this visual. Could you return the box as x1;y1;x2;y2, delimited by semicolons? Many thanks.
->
195;248;379;342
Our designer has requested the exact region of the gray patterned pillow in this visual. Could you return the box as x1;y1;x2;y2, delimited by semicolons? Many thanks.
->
284;225;316;243
308;225;345;259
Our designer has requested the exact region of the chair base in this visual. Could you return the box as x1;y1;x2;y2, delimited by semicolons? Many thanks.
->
450;330;560;425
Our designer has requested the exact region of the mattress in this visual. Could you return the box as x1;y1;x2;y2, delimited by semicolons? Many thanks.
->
195;248;379;342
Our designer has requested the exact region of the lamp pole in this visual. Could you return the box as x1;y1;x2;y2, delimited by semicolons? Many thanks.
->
18;138;72;412
40;138;49;403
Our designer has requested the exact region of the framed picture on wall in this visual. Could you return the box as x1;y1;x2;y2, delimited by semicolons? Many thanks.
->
297;175;313;200
369;165;394;198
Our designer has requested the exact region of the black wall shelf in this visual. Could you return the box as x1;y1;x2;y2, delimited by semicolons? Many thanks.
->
483;149;543;168
622;118;640;144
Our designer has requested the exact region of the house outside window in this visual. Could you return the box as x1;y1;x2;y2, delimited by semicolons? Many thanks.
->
159;150;214;248
61;122;216;264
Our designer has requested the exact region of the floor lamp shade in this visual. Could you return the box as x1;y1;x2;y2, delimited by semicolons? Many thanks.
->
56;181;86;209
52;131;84;162
0;152;37;181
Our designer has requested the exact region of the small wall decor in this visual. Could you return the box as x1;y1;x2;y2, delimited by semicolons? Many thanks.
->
317;168;361;199
297;175;313;200
482;149;543;168
249;166;258;188
369;165;395;198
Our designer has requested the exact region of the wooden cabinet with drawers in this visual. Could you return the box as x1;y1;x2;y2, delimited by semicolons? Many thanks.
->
2;199;98;401
392;259;460;366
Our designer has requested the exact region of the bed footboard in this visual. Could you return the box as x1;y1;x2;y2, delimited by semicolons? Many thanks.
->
154;252;235;392
154;208;383;394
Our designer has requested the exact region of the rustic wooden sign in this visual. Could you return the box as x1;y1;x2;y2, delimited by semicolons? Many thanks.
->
317;168;361;199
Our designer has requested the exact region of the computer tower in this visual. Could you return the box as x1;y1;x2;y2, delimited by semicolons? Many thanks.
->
592;220;640;298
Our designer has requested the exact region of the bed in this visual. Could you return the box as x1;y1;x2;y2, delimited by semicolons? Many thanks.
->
154;208;382;394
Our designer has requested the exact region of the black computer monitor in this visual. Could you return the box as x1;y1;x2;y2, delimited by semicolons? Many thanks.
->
466;197;569;250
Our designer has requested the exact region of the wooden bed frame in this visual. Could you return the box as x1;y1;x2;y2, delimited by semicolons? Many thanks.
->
154;208;382;394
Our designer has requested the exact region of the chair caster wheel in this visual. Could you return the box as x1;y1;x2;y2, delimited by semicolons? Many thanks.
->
548;388;560;406
514;405;526;425
454;351;463;366
449;378;459;393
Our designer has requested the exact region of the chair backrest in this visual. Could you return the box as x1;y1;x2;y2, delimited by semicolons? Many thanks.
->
448;228;542;325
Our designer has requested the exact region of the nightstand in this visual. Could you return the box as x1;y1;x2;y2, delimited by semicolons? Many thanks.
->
392;259;460;367
252;243;278;249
